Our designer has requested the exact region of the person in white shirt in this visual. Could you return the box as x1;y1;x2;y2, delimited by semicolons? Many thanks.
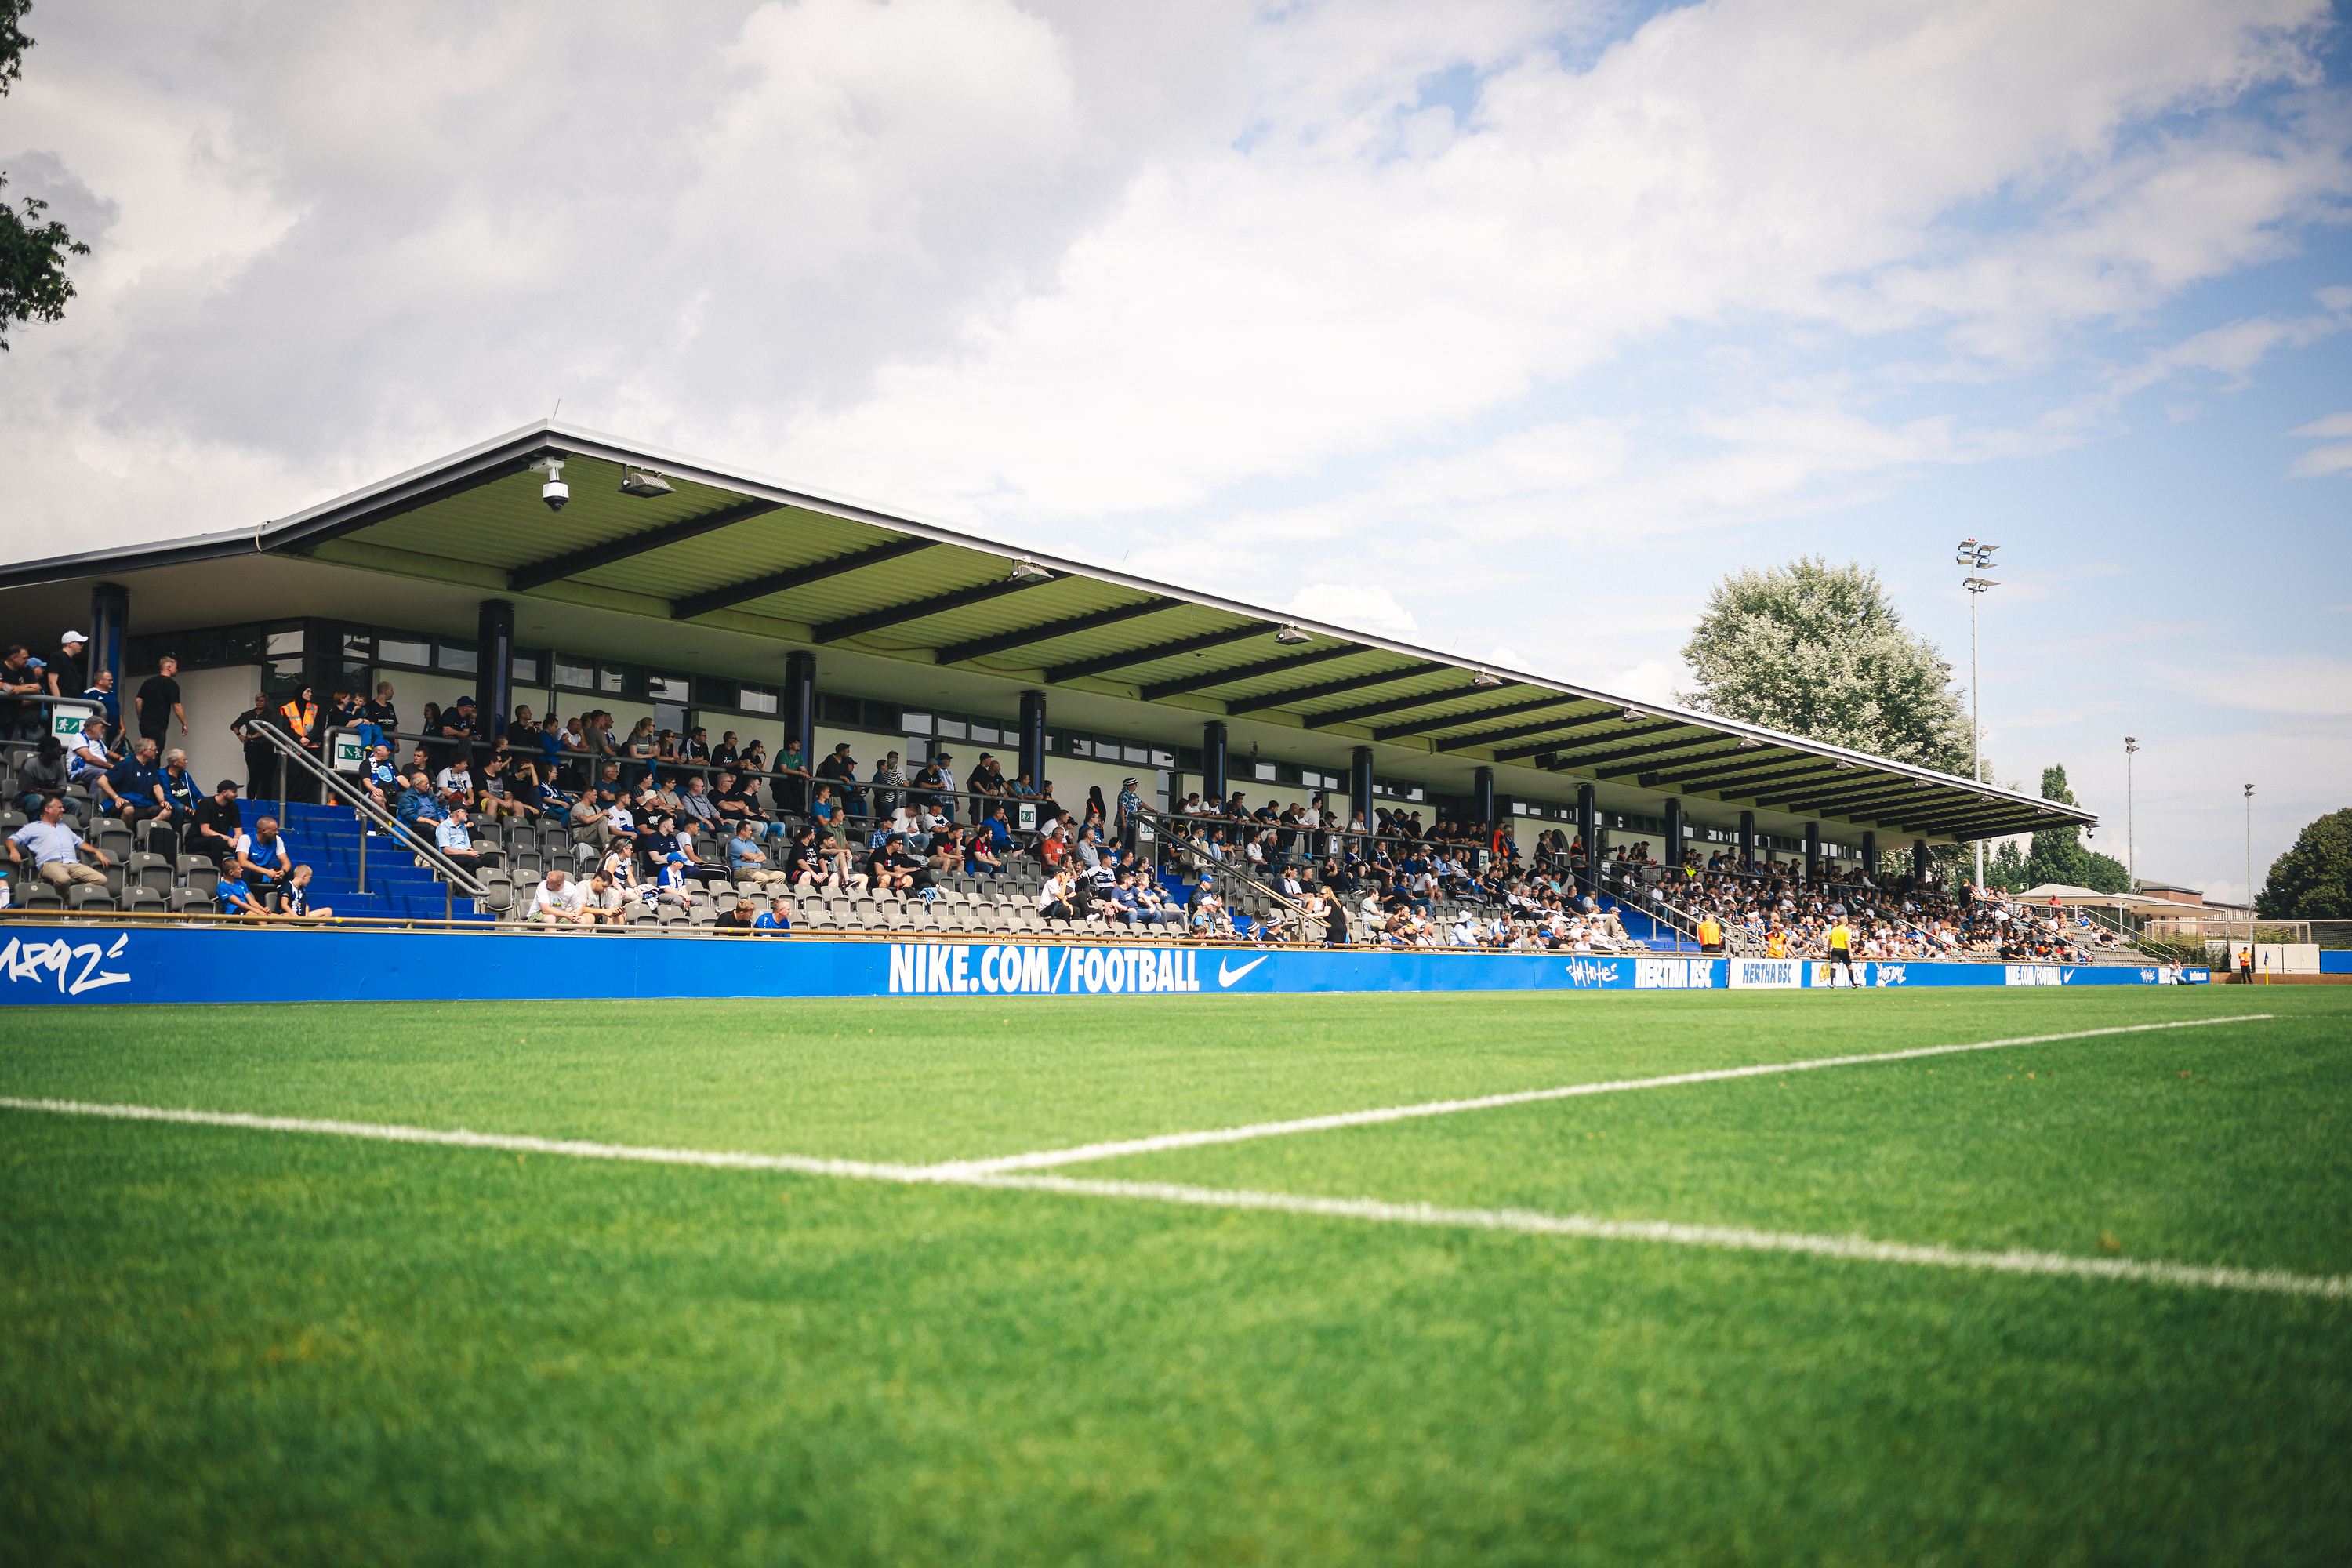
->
435;760;474;806
531;867;590;925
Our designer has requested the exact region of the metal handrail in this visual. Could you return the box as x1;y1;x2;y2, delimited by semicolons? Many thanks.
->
248;721;489;918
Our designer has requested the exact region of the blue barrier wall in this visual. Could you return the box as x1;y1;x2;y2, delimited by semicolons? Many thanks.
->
0;927;2212;1006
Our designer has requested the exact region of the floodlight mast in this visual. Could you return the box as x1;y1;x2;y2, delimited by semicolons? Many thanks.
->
1956;539;1998;888
2124;737;2140;891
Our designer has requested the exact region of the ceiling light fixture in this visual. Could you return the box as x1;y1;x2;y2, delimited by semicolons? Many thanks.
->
1621;707;1644;721
1470;668;1502;688
1007;557;1053;583
619;467;673;499
1737;738;1763;750
1274;624;1312;645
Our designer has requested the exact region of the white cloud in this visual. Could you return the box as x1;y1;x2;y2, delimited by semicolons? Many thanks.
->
1286;583;1421;637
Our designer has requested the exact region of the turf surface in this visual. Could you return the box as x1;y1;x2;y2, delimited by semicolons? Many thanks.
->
3;989;2349;1564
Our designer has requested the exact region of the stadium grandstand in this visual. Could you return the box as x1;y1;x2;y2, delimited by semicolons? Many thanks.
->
0;418;2135;991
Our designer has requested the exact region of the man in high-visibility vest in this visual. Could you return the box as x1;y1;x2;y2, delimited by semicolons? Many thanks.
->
1697;914;1723;956
1828;917;1857;989
278;684;321;804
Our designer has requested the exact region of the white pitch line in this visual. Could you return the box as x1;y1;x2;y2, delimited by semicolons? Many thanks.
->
1;1089;2340;1301
929;1014;2278;1175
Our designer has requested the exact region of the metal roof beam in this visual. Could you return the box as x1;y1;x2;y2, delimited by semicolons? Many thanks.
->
1427;707;1621;754
811;575;1056;644
1044;622;1275;683
1753;778;1912;812
1374;694;1592;742
1496;724;1703;766
1666;760;1851;798
930;597;1175;666
1588;740;1747;779
670;537;936;621
1639;751;1808;789
510;499;781;593
1223;661;1447;717
1139;643;1365;702
1520;724;1704;770
1305;681;1519;730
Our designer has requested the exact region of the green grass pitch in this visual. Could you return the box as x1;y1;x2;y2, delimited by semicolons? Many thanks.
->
4;987;2349;1565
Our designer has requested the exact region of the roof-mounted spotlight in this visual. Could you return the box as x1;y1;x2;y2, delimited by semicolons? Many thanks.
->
1470;668;1502;688
1621;707;1645;721
1274;624;1312;645
530;456;568;513
619;466;673;499
1737;738;1763;750
1835;760;1856;770
1911;779;1931;789
1007;557;1054;583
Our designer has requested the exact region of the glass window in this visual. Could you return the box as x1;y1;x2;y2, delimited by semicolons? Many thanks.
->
341;632;373;659
1123;746;1150;764
438;644;478;674
1253;762;1276;782
378;636;431;668
511;655;540;684
936;719;966;741
648;673;689;702
598;667;625;694
270;656;303;678
554;659;593;690
267;629;304;656
900;712;932;734
969;725;1000;745
1150;750;1174;768
1407;787;1425;802
1068;739;1092;757
739;688;779;714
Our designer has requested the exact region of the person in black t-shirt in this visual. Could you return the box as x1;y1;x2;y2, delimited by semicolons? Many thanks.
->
189;781;245;869
47;633;88;699
134;655;186;746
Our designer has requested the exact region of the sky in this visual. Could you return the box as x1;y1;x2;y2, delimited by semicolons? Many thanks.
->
3;0;2347;904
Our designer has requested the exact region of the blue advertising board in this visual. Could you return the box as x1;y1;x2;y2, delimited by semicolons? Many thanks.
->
0;926;2211;1006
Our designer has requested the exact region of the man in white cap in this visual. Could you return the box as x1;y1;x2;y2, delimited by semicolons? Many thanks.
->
48;632;89;700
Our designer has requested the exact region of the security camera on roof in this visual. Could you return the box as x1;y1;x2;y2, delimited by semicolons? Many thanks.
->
532;456;569;512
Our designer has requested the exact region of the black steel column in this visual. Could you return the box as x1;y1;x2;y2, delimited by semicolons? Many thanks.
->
88;582;129;702
785;652;818;756
1664;799;1683;870
1202;721;1229;808
1803;821;1820;882
1912;839;1930;882
1861;830;1878;880
1018;688;1047;789
1472;766;1494;828
474;599;515;741
1739;810;1756;869
1349;745;1374;851
1576;782;1597;893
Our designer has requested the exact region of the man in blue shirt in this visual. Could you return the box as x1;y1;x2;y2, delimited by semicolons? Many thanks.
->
98;738;167;828
7;796;111;891
434;806;485;877
234;816;294;908
752;895;793;934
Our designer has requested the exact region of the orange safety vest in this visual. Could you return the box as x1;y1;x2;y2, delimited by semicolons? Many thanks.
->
1697;917;1722;946
279;699;319;746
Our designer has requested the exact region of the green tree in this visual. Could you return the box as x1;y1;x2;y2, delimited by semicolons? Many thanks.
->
2020;764;2092;888
0;1;88;351
2256;808;2352;919
1985;839;2028;892
1678;557;1974;772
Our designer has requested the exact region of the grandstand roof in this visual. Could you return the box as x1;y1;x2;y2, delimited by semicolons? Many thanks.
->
0;419;2094;846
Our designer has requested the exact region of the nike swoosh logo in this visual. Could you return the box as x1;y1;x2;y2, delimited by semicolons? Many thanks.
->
1217;955;1271;988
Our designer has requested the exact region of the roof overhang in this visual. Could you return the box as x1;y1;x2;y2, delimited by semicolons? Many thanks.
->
0;419;2096;845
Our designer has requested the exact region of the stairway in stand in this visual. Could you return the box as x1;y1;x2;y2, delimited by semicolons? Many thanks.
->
238;800;490;922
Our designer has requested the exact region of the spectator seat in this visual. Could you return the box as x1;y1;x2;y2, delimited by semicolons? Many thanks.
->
176;855;220;895
687;904;715;926
121;887;166;916
127;851;174;894
166;887;212;914
67;885;117;912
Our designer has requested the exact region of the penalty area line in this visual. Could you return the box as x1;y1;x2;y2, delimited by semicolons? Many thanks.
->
0;1082;2343;1301
928;1014;2278;1176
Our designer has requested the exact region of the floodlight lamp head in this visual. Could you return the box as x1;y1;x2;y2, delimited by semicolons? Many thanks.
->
1621;707;1644;721
1737;738;1762;749
1006;557;1053;583
619;467;673;499
1274;624;1312;646
1469;668;1502;688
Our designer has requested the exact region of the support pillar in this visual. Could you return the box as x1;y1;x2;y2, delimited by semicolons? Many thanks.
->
1349;746;1374;844
1912;839;1930;883
474;599;515;742
1664;799;1683;872
784;652;818;760
1803;821;1820;882
1576;782;1597;894
88;582;129;706
1861;830;1878;881
1738;810;1756;870
1472;766;1494;829
1017;688;1047;791
1201;721;1229;808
